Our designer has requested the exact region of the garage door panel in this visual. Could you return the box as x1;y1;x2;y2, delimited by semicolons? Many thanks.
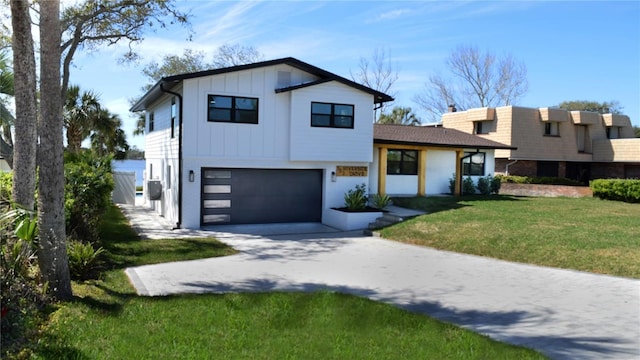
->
201;168;322;225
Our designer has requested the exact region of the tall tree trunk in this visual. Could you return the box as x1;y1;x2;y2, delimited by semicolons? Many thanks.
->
9;0;38;210
38;0;72;300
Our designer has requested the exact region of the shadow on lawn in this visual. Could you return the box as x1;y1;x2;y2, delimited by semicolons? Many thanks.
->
391;195;524;216
177;278;632;360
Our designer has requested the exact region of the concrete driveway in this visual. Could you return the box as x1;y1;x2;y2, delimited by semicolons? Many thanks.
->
121;205;640;360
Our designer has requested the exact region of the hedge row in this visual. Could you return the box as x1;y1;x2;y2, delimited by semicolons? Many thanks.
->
496;175;584;186
590;179;640;203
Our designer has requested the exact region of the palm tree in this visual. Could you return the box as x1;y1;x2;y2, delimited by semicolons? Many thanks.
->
0;52;14;166
377;106;421;126
64;85;101;153
90;109;129;158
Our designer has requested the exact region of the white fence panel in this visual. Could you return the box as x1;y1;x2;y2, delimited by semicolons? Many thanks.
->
112;171;136;205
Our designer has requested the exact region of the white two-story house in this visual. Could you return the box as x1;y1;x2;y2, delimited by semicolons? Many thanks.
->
130;57;393;229
131;57;514;229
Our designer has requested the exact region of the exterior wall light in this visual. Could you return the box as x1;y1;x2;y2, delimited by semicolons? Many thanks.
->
331;171;337;182
189;170;195;182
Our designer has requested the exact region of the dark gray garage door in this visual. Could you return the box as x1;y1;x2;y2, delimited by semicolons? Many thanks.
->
201;168;323;225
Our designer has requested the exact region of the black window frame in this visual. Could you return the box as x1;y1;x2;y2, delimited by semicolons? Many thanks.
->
311;102;354;129
386;150;418;175
474;121;489;134
207;95;259;124
462;152;485;176
170;97;177;138
148;111;154;132
544;122;560;137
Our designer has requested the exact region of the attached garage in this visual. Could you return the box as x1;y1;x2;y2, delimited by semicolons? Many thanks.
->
201;168;323;225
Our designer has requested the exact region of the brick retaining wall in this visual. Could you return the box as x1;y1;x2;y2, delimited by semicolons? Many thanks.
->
499;183;593;198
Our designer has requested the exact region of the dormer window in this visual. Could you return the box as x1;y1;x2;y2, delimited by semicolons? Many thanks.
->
606;126;619;139
544;122;559;136
474;121;490;134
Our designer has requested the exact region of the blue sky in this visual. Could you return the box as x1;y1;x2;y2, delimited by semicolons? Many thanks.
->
69;1;640;150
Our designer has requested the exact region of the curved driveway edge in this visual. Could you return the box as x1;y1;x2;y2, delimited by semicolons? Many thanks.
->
125;228;640;360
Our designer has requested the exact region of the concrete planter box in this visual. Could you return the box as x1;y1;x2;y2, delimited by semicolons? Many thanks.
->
323;208;383;231
499;183;593;198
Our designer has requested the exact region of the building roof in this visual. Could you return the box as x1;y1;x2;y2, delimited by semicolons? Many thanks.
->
374;124;516;150
130;57;394;112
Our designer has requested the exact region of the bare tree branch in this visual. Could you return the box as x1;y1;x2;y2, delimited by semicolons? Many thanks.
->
350;47;398;119
414;45;528;122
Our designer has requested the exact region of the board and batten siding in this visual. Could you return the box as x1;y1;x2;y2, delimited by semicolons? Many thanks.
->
289;82;374;163
181;64;318;162
144;91;180;224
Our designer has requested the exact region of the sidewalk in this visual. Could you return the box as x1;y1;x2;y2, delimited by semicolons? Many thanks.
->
121;204;640;360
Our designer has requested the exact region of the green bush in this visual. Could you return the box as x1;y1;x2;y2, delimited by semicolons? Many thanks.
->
344;183;367;211
497;175;583;186
490;175;502;194
1;203;48;356
462;177;476;195
0;172;12;204
67;240;105;280
448;174;456;194
372;193;391;210
590;179;640;203
477;176;491;195
64;151;114;243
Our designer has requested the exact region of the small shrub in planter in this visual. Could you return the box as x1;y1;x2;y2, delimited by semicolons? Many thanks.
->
371;193;391;210
343;183;368;211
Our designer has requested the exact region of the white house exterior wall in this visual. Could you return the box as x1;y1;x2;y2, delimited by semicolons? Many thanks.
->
370;147;496;196
144;93;180;225
289;82;374;162
425;150;456;194
155;63;376;229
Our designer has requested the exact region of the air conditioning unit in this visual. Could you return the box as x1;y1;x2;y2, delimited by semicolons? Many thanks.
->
147;180;162;200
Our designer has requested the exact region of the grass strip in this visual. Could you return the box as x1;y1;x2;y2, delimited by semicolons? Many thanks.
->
388;196;640;278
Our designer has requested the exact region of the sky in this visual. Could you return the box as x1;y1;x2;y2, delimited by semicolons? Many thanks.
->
66;1;640;150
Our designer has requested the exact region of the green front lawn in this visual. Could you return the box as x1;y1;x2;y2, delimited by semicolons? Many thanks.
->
25;204;546;359
387;196;640;278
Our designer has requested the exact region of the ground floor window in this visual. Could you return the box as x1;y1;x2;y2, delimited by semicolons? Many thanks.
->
387;150;418;175
463;152;485;176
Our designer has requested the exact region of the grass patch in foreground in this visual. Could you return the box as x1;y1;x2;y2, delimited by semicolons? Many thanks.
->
98;204;238;267
388;196;640;278
40;277;545;359
25;204;547;359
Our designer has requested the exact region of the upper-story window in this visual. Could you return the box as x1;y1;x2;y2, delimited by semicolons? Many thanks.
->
311;102;354;128
170;97;178;138
544;122;559;136
606;126;620;139
462;152;485;176
148;112;155;132
474;121;490;134
387;150;418;175
208;95;259;124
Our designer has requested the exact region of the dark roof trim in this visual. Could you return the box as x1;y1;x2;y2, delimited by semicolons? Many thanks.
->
373;139;515;150
275;78;333;93
130;57;394;112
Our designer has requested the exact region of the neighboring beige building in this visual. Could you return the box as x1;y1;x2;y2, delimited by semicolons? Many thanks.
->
442;106;640;182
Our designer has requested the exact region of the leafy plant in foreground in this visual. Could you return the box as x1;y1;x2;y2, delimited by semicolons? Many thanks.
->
344;183;368;211
372;193;391;210
67;240;105;280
